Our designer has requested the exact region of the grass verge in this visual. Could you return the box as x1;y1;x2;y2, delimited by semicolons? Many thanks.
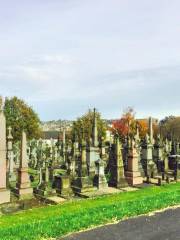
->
0;182;180;240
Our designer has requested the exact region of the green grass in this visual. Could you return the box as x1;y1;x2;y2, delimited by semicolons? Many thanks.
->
1;182;180;240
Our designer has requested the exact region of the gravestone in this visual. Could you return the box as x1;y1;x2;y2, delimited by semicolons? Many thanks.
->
86;108;100;177
153;134;163;173
141;134;156;177
35;163;56;197
109;137;128;188
0;100;10;204
163;138;170;172
126;139;143;186
7;127;16;183
94;158;108;189
73;139;94;194
16;131;33;199
56;175;73;198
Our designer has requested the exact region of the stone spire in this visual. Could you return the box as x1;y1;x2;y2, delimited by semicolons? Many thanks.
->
0;108;7;189
0;103;10;204
20;131;28;168
62;126;66;164
149;117;153;144
92;108;99;147
63;127;66;146
115;137;128;188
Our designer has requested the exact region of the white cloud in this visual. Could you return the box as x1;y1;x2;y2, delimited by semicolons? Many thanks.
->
0;0;180;120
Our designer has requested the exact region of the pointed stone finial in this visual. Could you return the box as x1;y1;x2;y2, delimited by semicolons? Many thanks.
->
63;127;66;145
20;131;28;168
92;108;98;147
149;117;153;143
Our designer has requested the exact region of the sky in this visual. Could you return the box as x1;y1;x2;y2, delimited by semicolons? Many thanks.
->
0;0;180;121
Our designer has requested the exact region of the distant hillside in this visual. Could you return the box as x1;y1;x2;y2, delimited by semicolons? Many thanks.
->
41;120;73;131
41;117;158;132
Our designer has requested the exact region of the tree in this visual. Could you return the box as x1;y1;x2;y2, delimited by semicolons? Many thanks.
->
112;108;159;139
137;119;148;138
160;116;180;140
112;107;136;139
71;109;107;144
4;96;42;141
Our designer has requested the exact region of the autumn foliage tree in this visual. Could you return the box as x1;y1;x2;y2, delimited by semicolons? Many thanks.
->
112;107;137;139
4;96;42;141
112;107;158;139
136;119;148;138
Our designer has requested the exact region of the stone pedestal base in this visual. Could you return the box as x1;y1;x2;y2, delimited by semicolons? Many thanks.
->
35;188;56;197
56;176;73;198
109;171;129;189
34;181;56;197
9;173;16;183
94;175;108;189
116;178;129;188
0;189;10;204
126;171;143;186
72;176;95;194
98;175;108;189
15;187;33;200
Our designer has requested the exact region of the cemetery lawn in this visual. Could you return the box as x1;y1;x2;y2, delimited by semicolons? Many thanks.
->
1;183;180;240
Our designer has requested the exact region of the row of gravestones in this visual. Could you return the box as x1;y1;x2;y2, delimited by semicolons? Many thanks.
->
27;112;180;198
1;107;180;204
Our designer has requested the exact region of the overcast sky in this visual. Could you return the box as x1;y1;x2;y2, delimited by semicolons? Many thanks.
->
0;0;180;121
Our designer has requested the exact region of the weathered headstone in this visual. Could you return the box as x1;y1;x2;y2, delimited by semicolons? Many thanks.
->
141;134;156;177
126;139;143;186
94;158;108;189
153;134;163;173
73;139;95;194
109;137;128;188
56;175;73;198
16;131;33;199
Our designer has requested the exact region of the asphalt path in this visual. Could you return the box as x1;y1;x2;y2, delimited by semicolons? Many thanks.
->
60;207;180;240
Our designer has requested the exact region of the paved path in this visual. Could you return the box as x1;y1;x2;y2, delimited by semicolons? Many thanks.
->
61;207;180;240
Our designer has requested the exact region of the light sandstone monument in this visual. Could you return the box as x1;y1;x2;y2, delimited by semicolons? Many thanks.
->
0;99;10;204
126;139;143;186
15;131;33;199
